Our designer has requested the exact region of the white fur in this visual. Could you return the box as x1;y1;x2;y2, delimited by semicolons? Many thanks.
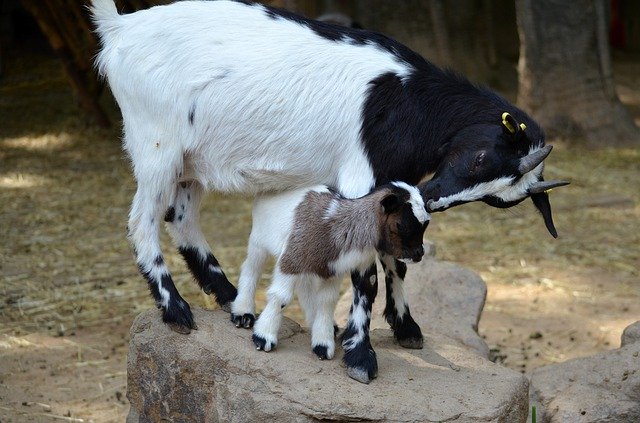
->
391;181;430;223
93;0;411;196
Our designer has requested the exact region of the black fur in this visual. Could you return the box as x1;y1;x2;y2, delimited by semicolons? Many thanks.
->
383;267;423;349
341;265;378;382
262;3;424;68
178;246;237;306
312;344;330;360
188;103;195;125
231;313;255;329
164;206;175;223
138;264;196;333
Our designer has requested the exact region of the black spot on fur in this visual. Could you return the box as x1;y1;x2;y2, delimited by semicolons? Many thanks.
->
178;215;183;222
164;206;175;223
188;103;195;125
178;246;237;305
154;255;164;266
395;260;407;279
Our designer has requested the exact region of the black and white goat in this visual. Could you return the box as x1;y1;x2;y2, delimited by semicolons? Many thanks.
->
231;183;428;370
92;0;568;383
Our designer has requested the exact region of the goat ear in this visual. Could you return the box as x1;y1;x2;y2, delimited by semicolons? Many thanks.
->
381;193;402;214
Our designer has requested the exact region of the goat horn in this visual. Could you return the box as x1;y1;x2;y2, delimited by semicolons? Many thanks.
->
518;145;553;174
528;180;570;194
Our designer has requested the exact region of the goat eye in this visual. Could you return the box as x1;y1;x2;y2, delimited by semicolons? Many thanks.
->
474;152;486;168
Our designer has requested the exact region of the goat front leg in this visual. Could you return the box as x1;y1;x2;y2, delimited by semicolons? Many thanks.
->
231;240;268;328
341;264;378;384
129;174;195;333
252;267;295;352
165;181;237;310
380;254;423;349
310;277;341;360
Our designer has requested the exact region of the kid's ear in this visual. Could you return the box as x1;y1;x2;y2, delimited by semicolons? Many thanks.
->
381;193;402;214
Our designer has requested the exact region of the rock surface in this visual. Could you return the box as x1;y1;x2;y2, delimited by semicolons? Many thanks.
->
127;308;529;422
621;320;640;347
529;320;640;422
335;255;490;357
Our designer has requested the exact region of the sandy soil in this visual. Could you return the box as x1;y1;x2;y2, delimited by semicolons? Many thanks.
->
1;48;638;421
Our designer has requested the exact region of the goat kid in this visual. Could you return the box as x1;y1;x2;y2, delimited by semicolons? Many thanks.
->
92;0;568;382
231;183;428;366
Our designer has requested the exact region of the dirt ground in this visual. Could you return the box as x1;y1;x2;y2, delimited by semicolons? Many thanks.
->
1;47;638;422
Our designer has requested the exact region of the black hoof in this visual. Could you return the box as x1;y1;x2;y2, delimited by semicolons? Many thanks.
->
162;298;197;334
231;313;255;329
312;344;332;360
252;333;276;352
392;313;424;350
342;340;378;384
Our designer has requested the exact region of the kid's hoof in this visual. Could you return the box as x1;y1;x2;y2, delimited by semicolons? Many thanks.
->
346;366;374;384
231;313;255;329
252;333;276;352
312;344;334;360
342;340;378;384
392;313;424;350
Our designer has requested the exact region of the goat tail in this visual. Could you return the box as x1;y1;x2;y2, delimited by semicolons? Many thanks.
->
90;0;121;77
91;0;121;40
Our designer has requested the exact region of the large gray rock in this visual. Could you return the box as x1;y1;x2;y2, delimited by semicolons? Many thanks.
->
127;308;528;422
621;320;640;347
529;321;640;422
335;256;490;357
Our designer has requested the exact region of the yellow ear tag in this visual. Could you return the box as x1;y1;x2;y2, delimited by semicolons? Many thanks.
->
501;112;516;134
545;189;553;194
519;123;527;131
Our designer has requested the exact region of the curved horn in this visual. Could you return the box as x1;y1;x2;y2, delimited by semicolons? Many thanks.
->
518;145;553;174
528;180;570;194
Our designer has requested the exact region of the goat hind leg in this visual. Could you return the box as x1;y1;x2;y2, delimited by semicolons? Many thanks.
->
129;176;196;333
166;181;237;310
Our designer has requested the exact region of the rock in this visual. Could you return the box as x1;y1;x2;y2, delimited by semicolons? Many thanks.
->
621;320;640;347
529;339;640;422
335;256;490;357
127;308;529;422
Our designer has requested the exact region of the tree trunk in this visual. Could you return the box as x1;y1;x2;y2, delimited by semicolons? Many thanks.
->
516;0;639;146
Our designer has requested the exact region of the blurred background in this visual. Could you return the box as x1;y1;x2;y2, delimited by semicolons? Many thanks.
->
1;1;638;421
